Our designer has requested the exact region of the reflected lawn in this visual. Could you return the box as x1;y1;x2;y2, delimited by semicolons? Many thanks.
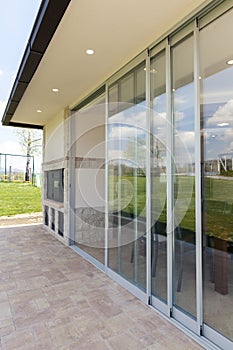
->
108;175;233;241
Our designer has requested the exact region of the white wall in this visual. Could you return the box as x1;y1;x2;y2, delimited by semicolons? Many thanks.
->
72;103;105;209
44;110;65;163
75;168;105;208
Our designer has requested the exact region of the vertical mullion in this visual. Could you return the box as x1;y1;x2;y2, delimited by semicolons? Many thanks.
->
118;146;122;274
68;112;76;246
134;130;138;283
146;52;152;301
166;39;173;316
118;83;122;275
134;70;138;284
105;84;109;272
194;20;203;334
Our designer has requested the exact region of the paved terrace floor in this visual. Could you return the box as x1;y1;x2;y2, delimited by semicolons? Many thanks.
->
0;224;203;350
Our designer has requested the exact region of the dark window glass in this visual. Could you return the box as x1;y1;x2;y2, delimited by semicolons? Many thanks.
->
47;169;64;202
44;206;49;226
58;211;64;237
51;208;55;231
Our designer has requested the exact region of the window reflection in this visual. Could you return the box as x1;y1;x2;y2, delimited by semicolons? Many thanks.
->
172;35;196;317
200;7;233;341
150;50;167;301
108;63;147;291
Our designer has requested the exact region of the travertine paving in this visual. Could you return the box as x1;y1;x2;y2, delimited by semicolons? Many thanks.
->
0;225;203;349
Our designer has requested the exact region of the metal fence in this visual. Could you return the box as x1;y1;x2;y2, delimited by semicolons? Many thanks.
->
0;153;35;184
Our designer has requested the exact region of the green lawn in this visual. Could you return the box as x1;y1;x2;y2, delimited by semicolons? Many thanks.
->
0;182;42;216
109;174;233;241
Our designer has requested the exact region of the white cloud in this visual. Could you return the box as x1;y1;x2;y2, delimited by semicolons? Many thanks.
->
108;149;125;162
174;131;195;164
109;105;146;131
173;95;187;106
207;99;233;127
109;125;145;140
0;69;3;76
176;131;195;148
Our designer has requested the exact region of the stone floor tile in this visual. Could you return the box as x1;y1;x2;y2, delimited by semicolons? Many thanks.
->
1;329;35;350
0;319;15;337
0;225;204;350
10;299;38;318
8;289;44;303
0;302;12;321
13;309;55;330
91;296;122;318
0;292;8;303
106;331;146;350
31;323;53;349
48;323;80;348
34;297;50;310
61;334;110;350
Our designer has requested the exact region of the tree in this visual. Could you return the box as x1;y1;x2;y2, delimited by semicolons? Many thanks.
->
15;128;42;181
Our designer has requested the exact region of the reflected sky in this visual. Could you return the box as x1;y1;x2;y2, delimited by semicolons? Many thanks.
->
202;66;233;161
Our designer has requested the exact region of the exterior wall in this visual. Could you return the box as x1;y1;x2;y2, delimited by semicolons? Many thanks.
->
72;103;105;250
74;122;105;208
44;110;65;163
42;109;69;245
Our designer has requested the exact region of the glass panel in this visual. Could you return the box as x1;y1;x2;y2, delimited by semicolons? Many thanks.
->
109;84;119;117
73;94;106;265
47;169;64;202
150;50;167;301
44;206;49;226
172;35;196;317
108;63;147;291
58;211;64;237
200;8;233;341
120;73;134;104
51;208;55;231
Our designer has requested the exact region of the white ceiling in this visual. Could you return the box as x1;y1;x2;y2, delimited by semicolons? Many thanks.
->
12;0;209;126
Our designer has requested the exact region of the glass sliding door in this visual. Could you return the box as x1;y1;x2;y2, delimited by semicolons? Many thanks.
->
73;93;106;265
171;35;196;318
150;49;167;302
200;8;233;342
108;62;147;291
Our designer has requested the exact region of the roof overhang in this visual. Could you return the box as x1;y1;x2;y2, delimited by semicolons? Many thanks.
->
2;0;213;128
2;0;71;128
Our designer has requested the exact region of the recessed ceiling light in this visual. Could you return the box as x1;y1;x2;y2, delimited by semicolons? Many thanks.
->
172;88;176;92
37;109;42;113
52;88;59;92
143;67;157;73
86;49;95;55
227;59;233;65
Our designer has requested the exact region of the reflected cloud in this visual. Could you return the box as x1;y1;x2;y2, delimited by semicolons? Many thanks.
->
174;111;185;122
109;125;145;139
207;99;233;127
109;104;146;130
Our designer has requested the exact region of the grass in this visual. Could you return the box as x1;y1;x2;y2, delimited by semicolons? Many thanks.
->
0;182;42;217
109;174;233;241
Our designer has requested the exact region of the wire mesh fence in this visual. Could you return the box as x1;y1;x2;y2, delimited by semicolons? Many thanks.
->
0;153;35;184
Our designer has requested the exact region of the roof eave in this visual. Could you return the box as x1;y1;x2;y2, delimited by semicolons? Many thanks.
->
1;0;71;127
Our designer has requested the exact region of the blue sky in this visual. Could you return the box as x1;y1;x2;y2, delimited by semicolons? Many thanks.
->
0;0;42;169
